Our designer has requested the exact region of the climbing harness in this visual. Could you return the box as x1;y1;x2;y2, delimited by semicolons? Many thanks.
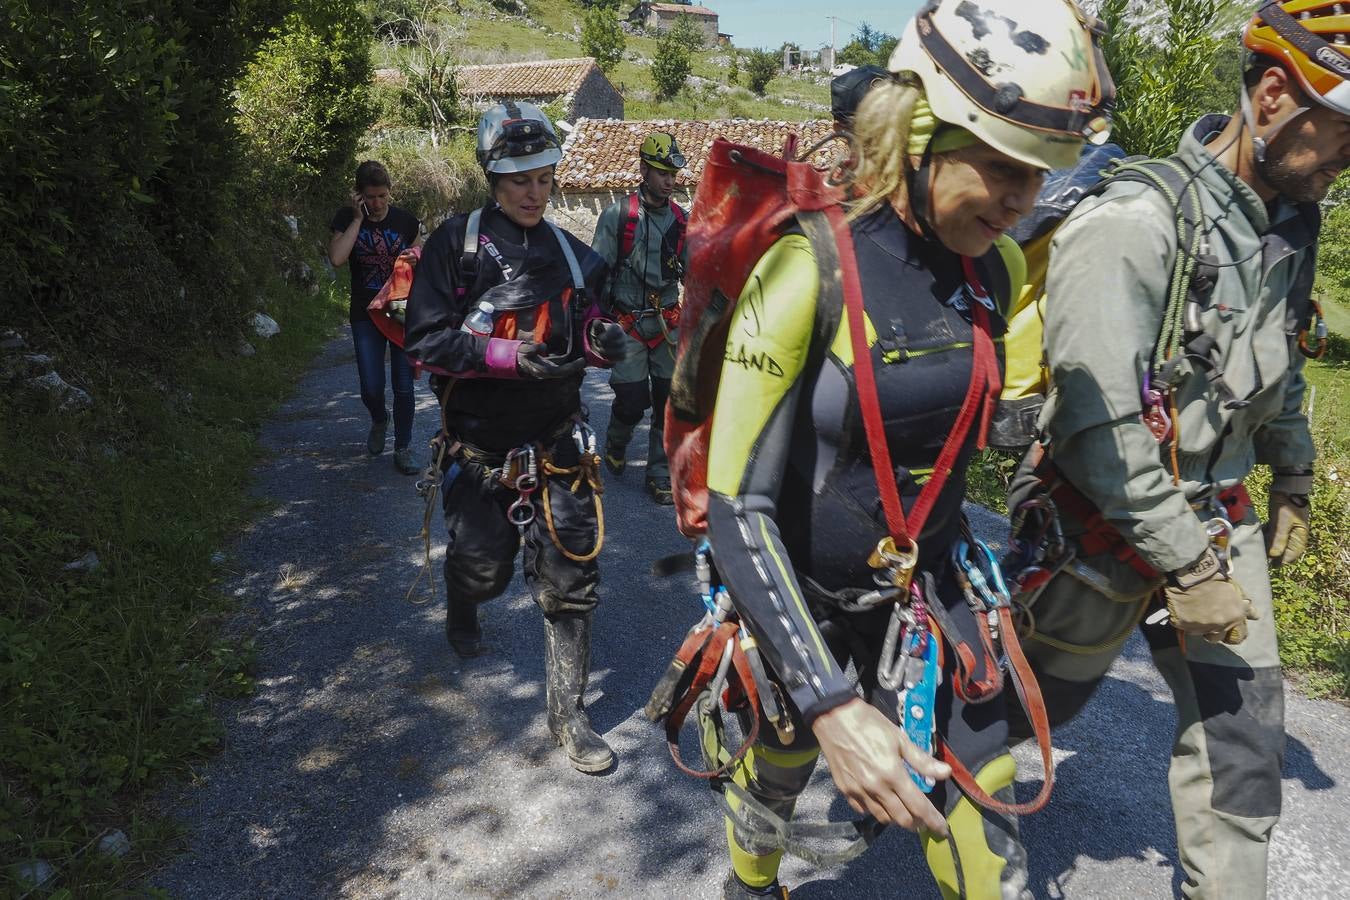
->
645;542;881;867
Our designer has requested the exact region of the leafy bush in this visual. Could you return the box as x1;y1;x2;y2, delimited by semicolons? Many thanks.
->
369;133;489;227
651;18;696;100
1094;0;1232;156
581;0;626;74
236;0;374;197
391;6;462;146
745;49;779;97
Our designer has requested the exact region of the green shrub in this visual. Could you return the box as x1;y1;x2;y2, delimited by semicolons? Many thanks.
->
744;49;778;97
581;0;625;74
1096;0;1233;157
236;0;375;197
651;18;696;100
369;132;488;227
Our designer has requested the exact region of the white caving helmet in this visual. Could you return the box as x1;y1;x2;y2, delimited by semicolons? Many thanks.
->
476;101;564;175
889;0;1115;170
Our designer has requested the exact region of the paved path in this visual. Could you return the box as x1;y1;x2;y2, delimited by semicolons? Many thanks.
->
154;330;1350;899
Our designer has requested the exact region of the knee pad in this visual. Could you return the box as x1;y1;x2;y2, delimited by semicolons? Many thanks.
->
1190;661;1285;819
650;377;672;422
610;380;651;424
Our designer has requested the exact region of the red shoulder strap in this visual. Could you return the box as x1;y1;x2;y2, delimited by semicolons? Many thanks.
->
832;212;999;549
670;200;687;258
620;192;640;260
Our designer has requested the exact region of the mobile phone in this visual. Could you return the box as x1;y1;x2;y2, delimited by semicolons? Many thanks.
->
359;200;369;218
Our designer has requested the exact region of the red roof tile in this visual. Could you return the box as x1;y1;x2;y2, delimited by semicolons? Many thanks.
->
556;118;835;191
457;57;601;98
649;3;718;16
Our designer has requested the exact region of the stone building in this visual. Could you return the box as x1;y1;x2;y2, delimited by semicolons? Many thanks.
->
456;57;623;121
627;3;721;48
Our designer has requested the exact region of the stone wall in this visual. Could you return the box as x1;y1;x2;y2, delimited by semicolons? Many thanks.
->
648;10;719;48
571;69;624;120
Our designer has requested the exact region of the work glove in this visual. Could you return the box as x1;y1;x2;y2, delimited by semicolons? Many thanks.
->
515;343;586;380
1265;470;1313;567
1164;548;1258;645
587;320;630;363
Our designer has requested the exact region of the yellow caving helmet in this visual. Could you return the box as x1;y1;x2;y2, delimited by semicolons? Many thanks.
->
639;132;687;171
889;0;1115;171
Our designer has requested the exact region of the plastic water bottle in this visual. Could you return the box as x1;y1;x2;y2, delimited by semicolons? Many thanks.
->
460;300;495;337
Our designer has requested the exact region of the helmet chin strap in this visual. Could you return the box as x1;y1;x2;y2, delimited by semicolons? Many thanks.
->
1240;85;1309;163
905;138;939;241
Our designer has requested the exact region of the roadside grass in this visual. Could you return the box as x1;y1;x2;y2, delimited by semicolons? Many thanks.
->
1;262;346;895
967;294;1350;700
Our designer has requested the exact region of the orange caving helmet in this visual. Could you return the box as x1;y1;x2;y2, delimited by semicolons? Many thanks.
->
1245;0;1350;115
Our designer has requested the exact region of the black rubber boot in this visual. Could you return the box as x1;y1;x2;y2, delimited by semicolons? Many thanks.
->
544;613;615;773
445;596;483;657
722;871;789;899
603;442;627;476
645;477;674;506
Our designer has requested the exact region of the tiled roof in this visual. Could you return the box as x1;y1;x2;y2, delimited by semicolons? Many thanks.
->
457;57;600;98
556;118;835;191
650;3;718;16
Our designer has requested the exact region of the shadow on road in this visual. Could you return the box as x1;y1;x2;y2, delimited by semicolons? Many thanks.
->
153;345;1343;900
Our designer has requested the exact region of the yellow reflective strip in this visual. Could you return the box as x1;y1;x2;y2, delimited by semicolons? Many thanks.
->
725;818;783;887
757;516;834;674
828;305;877;366
747;742;820;770
921;753;1018;900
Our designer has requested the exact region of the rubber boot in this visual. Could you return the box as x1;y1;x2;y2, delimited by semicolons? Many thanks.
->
446;595;483;657
722;871;789;899
544;614;615;773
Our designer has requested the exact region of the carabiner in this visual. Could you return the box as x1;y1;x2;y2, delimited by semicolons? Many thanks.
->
572;420;597;457
869;535;919;590
507;496;535;528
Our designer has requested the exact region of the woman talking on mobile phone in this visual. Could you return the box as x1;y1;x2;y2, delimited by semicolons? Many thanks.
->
329;159;424;474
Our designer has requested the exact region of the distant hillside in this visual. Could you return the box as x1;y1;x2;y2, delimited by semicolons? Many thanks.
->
418;0;831;121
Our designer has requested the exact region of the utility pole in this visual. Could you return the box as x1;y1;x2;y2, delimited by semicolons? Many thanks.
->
828;15;837;70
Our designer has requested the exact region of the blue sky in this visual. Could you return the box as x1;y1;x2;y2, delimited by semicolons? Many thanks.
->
713;0;926;52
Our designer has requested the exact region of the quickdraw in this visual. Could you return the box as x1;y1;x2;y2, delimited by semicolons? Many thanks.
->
1298;295;1328;359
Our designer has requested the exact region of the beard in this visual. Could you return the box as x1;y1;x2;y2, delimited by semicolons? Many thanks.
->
1258;133;1338;203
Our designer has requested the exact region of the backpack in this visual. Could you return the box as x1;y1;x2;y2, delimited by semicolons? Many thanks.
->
617;191;687;277
990;145;1249;452
365;207;587;376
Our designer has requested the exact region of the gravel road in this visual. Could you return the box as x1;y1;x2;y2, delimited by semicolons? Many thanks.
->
153;329;1350;899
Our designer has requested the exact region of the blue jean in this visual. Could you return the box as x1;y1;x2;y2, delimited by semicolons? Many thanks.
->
351;319;414;450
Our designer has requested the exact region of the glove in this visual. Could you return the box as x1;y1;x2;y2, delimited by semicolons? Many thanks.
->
588;319;630;363
1164;548;1258;645
515;343;586;380
1265;479;1311;567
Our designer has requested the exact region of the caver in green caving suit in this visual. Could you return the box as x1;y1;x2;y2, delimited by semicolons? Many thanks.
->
1007;104;1326;898
590;131;689;504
